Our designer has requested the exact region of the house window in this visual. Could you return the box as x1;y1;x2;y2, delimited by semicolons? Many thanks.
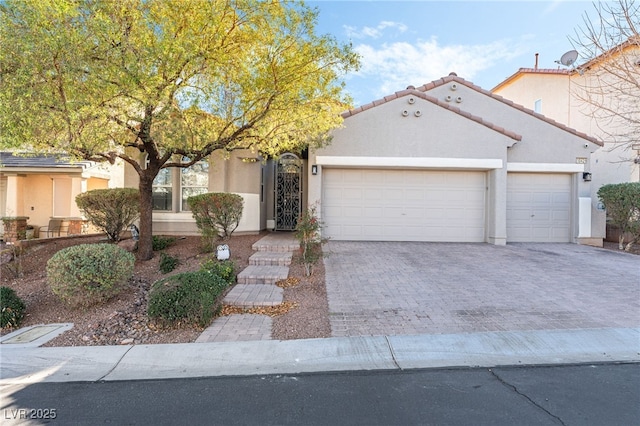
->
180;159;209;211
152;168;172;211
534;99;542;113
148;155;209;212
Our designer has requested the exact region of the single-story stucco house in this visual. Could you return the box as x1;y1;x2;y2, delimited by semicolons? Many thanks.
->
3;73;604;246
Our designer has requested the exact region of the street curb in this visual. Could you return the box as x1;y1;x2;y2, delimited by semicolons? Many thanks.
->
1;327;638;384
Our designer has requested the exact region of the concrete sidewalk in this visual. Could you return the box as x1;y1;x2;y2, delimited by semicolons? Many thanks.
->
2;327;638;384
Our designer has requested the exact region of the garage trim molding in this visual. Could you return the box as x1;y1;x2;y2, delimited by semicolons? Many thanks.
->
507;162;585;173
315;156;503;170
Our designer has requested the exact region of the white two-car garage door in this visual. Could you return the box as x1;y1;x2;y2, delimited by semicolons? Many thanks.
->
322;169;486;242
507;173;571;242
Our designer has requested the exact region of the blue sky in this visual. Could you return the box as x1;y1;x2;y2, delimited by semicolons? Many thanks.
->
308;1;603;106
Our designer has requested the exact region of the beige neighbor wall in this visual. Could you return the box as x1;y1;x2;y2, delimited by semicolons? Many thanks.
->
124;149;263;236
22;175;54;230
492;73;572;125
309;91;515;245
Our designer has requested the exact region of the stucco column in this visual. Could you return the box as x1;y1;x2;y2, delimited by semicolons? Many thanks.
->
69;177;86;217
306;154;322;220
5;174;23;216
487;167;507;245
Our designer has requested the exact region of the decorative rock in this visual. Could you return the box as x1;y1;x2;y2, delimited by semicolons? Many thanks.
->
120;338;134;345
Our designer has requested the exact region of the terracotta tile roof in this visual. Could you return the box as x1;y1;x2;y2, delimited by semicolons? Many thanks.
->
342;73;602;146
491;67;569;91
342;85;523;142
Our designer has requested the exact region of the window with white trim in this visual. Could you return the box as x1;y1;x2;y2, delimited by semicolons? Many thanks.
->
180;159;209;211
152;168;172;211
148;156;209;212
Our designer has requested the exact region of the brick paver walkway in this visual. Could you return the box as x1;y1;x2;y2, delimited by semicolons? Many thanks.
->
197;232;297;343
324;242;640;337
223;284;283;307
195;314;272;342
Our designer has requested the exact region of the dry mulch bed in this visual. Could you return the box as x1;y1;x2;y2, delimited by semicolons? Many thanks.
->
0;232;330;346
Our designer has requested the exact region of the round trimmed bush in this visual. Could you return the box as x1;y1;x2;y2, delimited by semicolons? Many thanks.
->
46;243;135;308
1;286;26;328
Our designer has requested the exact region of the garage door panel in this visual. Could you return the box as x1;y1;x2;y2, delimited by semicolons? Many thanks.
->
363;189;383;201
343;207;362;217
362;207;382;218
405;189;426;203
323;169;486;242
507;173;571;243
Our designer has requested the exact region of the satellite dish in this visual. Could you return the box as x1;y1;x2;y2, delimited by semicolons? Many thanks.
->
558;50;579;67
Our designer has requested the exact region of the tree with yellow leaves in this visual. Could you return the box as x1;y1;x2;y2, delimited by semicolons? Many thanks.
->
0;0;359;259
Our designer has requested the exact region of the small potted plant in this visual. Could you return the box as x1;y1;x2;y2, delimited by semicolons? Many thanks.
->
25;225;35;240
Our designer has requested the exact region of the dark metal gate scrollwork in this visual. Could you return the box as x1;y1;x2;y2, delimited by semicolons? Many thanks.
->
275;153;302;231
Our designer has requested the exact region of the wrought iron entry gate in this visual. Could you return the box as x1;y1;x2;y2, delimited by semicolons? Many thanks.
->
275;153;302;231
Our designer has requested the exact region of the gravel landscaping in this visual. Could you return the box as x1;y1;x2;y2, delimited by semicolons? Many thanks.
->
0;232;330;346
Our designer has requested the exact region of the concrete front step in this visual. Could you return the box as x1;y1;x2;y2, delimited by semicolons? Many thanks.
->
249;251;293;266
251;232;300;253
236;265;289;285
223;284;283;307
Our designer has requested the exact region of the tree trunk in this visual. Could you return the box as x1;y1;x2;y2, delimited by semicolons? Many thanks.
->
138;173;155;261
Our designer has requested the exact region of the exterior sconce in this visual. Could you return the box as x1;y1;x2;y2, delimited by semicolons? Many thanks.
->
311;165;318;175
582;172;592;182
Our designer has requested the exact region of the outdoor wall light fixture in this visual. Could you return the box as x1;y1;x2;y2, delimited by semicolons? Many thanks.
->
311;165;318;175
582;172;592;182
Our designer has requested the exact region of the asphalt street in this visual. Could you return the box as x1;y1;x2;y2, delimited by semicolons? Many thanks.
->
1;362;638;426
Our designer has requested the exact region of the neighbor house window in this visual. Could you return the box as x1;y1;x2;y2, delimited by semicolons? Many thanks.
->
534;99;542;113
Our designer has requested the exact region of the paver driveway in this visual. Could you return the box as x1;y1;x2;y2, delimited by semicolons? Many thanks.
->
324;242;640;337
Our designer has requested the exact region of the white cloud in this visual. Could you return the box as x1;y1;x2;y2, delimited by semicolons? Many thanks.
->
344;20;408;40
351;37;524;97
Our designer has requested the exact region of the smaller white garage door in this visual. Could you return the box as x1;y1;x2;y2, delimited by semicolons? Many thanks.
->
507;173;572;242
322;169;486;242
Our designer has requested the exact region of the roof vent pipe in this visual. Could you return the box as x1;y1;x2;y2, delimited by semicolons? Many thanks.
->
535;53;539;70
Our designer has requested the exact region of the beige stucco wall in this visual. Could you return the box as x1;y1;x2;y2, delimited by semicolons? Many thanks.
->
310;92;516;245
23;175;54;228
492;73;572;125
123;149;264;235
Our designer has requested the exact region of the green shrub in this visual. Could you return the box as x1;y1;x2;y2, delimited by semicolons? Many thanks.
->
147;270;229;327
598;182;640;251
159;252;179;274
46;244;135;308
188;193;244;249
76;188;140;242
0;286;26;328
200;258;236;284
294;204;327;276
152;235;177;251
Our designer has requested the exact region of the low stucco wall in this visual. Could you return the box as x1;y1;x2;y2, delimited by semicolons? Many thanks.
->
151;193;261;236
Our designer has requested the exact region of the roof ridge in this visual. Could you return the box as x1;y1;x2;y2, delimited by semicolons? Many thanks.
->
343;73;602;146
